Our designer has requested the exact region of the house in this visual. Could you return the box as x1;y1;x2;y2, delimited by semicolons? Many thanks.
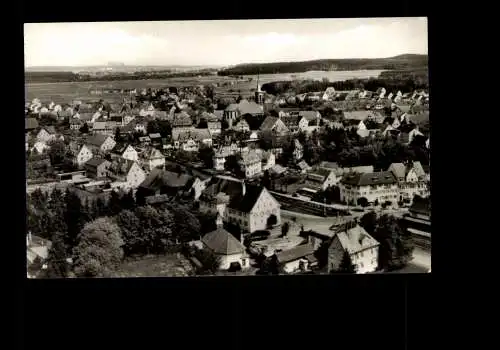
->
143;148;165;172
339;171;399;206
293;139;303;160
36;126;58;143
139;103;155;117
343;111;384;123
66;143;93;168
408;127;424;144
303;168;339;192
357;128;370;138
84;158;110;179
110;144;139;162
120;119;147;135
200;215;249;270
326;221;379;274
274;244;317;274
138;136;151;145
239;150;262;178
149;133;162;147
93;121;118;136
258;150;275;171
207;120;222;135
26;233;52;278
408;196;431;221
233;119;250;132
376;87;386;99
108;160;146;191
317;161;339;171
31;141;50;154
138;167;209;200
85;134;116;153
172;112;194;133
279;114;306;133
387;161;429;201
199;178;281;233
70;119;84;131
259;116;289;134
297;160;311;173
25;118;39;132
172;129;212;152
213;147;231;171
299;111;321;128
237;99;265;117
322;87;336;101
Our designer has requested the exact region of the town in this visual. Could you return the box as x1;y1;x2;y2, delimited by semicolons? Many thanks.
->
26;76;431;278
25;20;430;278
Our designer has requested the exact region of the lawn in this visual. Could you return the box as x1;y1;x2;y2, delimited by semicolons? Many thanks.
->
113;253;195;278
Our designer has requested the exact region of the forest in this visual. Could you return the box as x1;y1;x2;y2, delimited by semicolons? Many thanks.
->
218;54;428;76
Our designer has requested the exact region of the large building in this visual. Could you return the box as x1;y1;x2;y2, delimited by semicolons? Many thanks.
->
339;171;399;206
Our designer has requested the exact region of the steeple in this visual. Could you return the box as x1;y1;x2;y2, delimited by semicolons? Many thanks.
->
255;69;264;104
216;213;224;228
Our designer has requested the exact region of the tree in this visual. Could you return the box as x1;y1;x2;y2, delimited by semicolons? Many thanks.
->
45;231;70;278
79;123;89;134
64;190;87;251
372;214;414;271
336;250;357;273
166;204;201;243
47;139;66;166
72;217;124;277
114;128;122;143
280;222;290;237
115;209;142;256
198;144;215;169
135;187;148;207
261;170;272;189
108;190;122;216
120;189;136;211
359;211;378;235
193;247;221;274
357;197;369;207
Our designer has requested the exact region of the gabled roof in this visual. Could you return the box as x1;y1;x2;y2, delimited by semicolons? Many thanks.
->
26;118;39;130
240;150;261;165
201;227;245;255
172;129;211;142
259;116;279;131
86;134;111;147
275;244;315;264
280;115;301;127
342;171;396;186
238;100;264;115
42;126;56;134
111;144;134;156
145;148;164;160
140;168;194;190
318;161;339;170
85;158;109;168
299;111;321;121
334;225;379;255
172;112;193;127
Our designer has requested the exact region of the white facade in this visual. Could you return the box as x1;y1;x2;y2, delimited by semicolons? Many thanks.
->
75;145;93;167
240;159;262;178
339;182;399;205
121;145;139;162
216;252;249;270
36;129;56;143
148;157;165;172
328;234;379;274
213;155;226;171
282;258;310;274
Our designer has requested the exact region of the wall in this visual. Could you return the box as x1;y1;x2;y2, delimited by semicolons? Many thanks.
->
350;246;379;274
327;237;345;272
218;252;244;270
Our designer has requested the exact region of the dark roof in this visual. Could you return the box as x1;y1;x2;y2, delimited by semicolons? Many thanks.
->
275;244;315;264
280;115;301;127
85;158;109;168
200;178;267;213
341;171;396;186
111;144;131;155
409;197;431;217
299;111;321;121
140;168;194;190
25;118;39;130
259;116;279;131
86;134;111;147
43;126;56;134
201;227;245;255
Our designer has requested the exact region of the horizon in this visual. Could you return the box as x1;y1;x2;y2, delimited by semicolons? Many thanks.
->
24;18;428;68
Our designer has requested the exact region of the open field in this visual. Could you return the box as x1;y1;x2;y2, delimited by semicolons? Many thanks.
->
25;70;385;104
113;253;194;278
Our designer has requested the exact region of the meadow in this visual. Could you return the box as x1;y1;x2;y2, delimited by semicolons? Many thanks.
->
25;70;385;104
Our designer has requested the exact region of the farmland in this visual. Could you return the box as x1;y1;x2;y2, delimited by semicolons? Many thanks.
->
25;70;386;104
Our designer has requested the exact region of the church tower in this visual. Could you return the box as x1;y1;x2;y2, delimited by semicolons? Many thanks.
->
254;71;264;105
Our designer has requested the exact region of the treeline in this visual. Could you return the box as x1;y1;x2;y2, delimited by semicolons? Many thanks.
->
218;54;428;76
27;187;217;278
261;75;428;96
25;71;216;83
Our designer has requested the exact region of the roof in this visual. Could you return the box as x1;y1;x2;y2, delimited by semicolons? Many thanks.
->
26;118;39;130
111;144;132;155
297;160;310;170
144;148;164;160
318;161;339;170
201;227;245;255
240;150;262;165
86;134;111;147
335;225;379;255
172;129;212;142
140;168;194;190
172;112;193;127
43;126;56;134
280;115;301;127
275;244;315;264
342;171;396;186
201;177;268;213
259;116;279;131
214;110;224;119
149;133;162;138
343;111;383;122
307;168;332;181
225;103;239;112
85;158;109;168
299;111;321;121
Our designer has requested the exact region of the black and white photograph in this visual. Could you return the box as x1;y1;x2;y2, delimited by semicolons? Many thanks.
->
25;18;430;278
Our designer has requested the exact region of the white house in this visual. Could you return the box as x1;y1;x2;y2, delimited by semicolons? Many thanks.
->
213;147;231;171
327;222;379;274
293;139;303;160
143;148;165;172
31;141;50;154
199;178;281;233
172;129;212;152
36;126;58;143
275;244;317;274
66;144;93;168
387;161;429;201
108;160;146;191
85;134;116;153
408;127;424;144
199;215;249;270
339;171;399;206
239;150;262;178
110;144;139;162
303;168;339;192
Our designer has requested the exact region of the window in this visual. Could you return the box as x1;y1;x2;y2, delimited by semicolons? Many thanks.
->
359;262;364;268
241;258;246;267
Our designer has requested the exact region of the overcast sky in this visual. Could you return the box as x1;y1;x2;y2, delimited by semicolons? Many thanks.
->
24;18;428;67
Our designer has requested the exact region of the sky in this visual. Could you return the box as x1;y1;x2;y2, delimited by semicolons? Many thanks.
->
24;18;428;67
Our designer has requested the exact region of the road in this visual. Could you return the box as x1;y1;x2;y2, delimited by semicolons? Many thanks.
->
280;209;431;273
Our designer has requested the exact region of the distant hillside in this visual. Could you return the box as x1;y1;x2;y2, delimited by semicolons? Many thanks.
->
217;54;428;76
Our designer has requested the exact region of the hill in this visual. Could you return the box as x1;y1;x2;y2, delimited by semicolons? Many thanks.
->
217;54;428;76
